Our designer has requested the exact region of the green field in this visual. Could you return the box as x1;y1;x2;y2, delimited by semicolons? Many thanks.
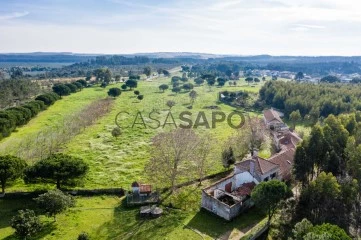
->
0;76;268;191
0;74;271;239
0;185;266;240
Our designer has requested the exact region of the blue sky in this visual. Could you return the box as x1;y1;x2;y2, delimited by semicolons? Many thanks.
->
1;0;361;55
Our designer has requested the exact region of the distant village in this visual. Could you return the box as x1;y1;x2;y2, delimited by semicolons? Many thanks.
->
242;69;361;83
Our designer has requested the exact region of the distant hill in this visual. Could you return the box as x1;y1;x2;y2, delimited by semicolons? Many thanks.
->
2;52;361;64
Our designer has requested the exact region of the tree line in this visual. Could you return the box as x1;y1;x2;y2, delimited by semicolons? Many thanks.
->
274;113;361;238
0;80;87;140
259;81;361;119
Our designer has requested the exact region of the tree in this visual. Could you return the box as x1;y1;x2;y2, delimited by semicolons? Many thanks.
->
65;83;78;93
189;90;198;106
93;68;112;84
137;95;144;101
121;84;127;90
73;81;83;90
298;172;341;224
162;70;170;76
0;155;27;193
245;77;253;85
172;87;181;94
107;88;121;98
11;209;42;239
10;67;23;79
320;75;340;83
254;78;260;83
221;147;235;168
295;72;305;81
34;189;75;221
183;83;194;91
25;153;89;189
262;76;266;81
126;79;137;90
111;127;121;137
145;129;208;192
143;66;152;78
217;78;226;86
292;218;314;240
206;78;216;88
0;70;5;80
134;90;140;96
292;219;351;240
289;110;302;129
159;84;169;92
251;180;289;226
193;134;214;185
171;76;181;83
166;100;176;109
114;75;121;82
194;78;204;86
181;73;188;82
239;116;269;156
52;84;71;97
78;232;90;240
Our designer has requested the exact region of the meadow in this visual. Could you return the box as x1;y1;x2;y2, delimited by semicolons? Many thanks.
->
0;75;268;191
0;73;272;239
0;183;266;240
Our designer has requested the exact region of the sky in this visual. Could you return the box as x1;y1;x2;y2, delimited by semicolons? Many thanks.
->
1;0;361;56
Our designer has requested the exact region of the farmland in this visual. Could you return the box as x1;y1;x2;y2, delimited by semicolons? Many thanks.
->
0;73;270;239
0;75;269;191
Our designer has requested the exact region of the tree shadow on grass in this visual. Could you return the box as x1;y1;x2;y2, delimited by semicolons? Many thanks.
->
186;207;266;239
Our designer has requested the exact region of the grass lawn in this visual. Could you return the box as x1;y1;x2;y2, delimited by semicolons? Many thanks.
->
0;185;265;240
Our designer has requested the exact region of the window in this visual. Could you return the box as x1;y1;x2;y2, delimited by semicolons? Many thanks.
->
271;173;277;179
264;177;269;182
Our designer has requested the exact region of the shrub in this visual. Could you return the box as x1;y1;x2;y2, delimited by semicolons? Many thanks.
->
78;232;90;240
111;127;121;137
11;209;42;238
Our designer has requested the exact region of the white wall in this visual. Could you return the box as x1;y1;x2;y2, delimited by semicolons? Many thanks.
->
235;171;259;186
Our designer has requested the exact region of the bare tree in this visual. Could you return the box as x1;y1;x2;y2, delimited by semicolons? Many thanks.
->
241;116;270;156
193;134;214;185
226;116;270;159
189;90;198;106
145;129;210;192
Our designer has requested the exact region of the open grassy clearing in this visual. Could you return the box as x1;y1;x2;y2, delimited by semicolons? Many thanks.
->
0;179;266;240
0;75;282;191
63;77;267;189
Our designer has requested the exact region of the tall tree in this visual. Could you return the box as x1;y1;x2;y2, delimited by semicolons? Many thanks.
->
126;79;138;90
251;180;289;226
143;66;152;78
159;84;169;92
145;129;208;192
189;90;198;106
0;155;27;193
295;72;304;81
25;153;88;189
289;110;302;129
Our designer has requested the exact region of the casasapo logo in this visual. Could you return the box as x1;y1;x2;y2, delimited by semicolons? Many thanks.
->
115;110;245;129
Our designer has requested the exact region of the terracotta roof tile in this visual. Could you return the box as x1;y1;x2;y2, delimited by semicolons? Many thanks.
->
268;148;295;180
263;109;283;123
235;156;279;176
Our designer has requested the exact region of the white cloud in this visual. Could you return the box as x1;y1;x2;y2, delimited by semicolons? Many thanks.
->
1;0;361;55
0;11;29;20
